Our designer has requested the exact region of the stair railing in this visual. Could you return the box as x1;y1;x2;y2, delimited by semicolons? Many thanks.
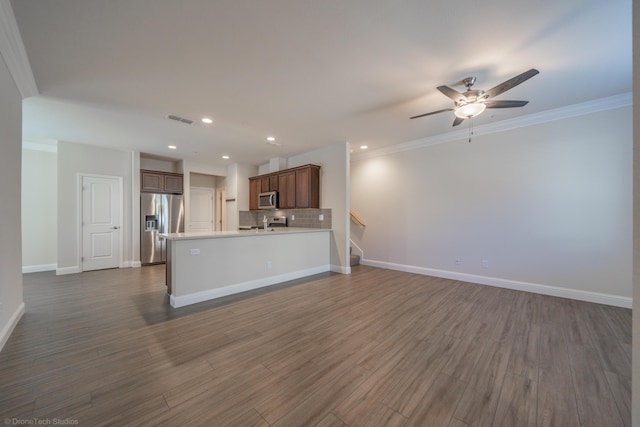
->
350;211;366;227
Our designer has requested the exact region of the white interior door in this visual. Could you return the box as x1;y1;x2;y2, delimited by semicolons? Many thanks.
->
82;175;122;271
190;187;214;232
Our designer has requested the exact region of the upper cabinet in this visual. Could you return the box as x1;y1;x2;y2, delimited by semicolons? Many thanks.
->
141;170;184;194
249;164;320;210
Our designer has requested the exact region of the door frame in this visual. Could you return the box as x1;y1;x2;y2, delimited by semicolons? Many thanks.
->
216;188;226;231
77;173;125;272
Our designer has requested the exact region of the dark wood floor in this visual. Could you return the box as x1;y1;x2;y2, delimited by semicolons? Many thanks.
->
0;265;631;426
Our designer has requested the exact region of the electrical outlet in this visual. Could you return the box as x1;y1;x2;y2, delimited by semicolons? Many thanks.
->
319;214;324;221
190;249;200;255
455;257;461;265
482;260;489;269
266;260;272;269
291;215;295;221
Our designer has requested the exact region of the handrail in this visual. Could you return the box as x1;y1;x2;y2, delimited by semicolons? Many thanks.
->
350;211;366;227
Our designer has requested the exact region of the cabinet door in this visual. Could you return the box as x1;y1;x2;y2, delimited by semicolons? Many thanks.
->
261;176;270;193
295;168;311;208
278;172;296;209
295;166;320;208
141;172;163;192
249;178;260;210
269;175;279;191
163;175;183;193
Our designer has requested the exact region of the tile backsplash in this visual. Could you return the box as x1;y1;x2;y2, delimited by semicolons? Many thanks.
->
239;209;332;229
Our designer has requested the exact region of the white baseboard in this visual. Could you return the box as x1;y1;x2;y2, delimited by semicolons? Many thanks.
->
331;264;351;274
362;259;632;309
56;266;80;275
0;302;25;353
22;264;56;273
170;265;331;308
120;261;142;268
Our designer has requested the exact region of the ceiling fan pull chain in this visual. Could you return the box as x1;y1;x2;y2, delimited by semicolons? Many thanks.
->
468;119;473;143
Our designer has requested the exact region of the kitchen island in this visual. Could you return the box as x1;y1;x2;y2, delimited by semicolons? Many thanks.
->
161;228;331;308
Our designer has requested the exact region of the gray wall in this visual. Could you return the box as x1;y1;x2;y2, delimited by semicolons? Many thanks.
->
57;142;133;273
0;53;24;349
352;105;632;304
22;147;57;271
631;0;639;423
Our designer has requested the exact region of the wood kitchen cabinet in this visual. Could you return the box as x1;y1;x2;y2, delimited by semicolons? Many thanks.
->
141;170;184;194
295;165;320;208
277;171;296;209
249;164;320;210
249;177;261;210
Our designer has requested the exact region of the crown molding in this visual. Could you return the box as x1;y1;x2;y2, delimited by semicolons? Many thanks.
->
0;0;38;98
22;140;58;152
353;92;632;161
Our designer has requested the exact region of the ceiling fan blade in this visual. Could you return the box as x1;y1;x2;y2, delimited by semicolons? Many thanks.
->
410;108;453;119
452;116;465;127
484;100;529;108
483;69;539;99
437;85;467;103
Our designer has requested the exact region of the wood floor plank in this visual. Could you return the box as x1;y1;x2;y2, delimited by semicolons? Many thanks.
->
492;372;537;427
405;371;465;427
0;265;629;426
567;344;625;427
453;340;512;427
537;323;580;427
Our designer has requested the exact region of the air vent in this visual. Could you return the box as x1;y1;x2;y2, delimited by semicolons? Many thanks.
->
167;114;195;125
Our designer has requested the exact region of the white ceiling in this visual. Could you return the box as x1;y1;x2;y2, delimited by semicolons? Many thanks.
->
11;0;632;168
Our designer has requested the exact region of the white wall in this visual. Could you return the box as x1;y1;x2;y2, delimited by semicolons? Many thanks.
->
352;106;632;306
57;142;134;273
225;163;258;232
22;146;57;271
0;52;24;350
288;142;351;273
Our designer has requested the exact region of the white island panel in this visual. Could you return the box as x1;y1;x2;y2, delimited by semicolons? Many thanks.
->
167;230;330;307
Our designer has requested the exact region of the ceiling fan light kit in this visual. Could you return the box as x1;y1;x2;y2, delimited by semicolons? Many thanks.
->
454;102;486;118
411;68;539;126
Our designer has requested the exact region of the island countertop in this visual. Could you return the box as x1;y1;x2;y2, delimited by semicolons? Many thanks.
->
161;227;331;241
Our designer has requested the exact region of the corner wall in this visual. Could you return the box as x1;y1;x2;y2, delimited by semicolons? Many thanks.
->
352;105;632;306
288;142;350;273
21;146;57;272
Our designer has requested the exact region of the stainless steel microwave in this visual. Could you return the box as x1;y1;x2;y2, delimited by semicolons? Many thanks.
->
258;191;278;209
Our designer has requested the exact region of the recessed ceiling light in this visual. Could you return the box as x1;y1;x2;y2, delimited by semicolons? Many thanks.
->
267;136;275;141
360;145;368;150
201;117;213;124
168;145;177;149
222;155;230;159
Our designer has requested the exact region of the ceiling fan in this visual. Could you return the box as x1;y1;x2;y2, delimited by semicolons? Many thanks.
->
410;68;539;126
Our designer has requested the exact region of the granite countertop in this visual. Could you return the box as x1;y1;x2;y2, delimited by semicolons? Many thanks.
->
161;227;331;241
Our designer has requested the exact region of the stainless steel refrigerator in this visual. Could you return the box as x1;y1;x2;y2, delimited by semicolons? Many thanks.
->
141;193;184;265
